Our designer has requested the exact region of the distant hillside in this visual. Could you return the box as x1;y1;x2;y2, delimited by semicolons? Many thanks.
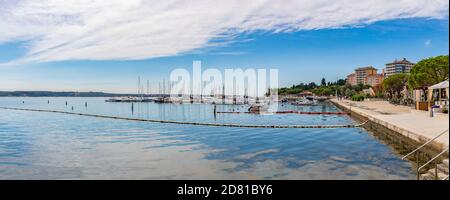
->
0;91;153;97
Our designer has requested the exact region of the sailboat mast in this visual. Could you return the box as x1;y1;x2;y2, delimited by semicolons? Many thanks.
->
138;76;141;98
147;80;149;96
163;79;166;96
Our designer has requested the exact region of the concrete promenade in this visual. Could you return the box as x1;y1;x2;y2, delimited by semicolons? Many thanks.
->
330;99;449;150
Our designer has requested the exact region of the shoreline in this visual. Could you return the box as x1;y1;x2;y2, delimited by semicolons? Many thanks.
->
330;99;449;153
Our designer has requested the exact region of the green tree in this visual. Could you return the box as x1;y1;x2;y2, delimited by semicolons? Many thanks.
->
382;73;409;98
321;78;326;86
408;55;449;93
353;83;370;92
344;88;356;98
336;79;346;86
313;86;333;96
307;82;317;89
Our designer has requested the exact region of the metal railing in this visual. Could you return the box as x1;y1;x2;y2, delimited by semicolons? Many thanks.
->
443;175;449;180
402;129;449;180
417;147;449;180
402;129;449;160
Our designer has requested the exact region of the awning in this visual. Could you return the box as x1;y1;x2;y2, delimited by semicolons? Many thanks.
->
429;80;449;90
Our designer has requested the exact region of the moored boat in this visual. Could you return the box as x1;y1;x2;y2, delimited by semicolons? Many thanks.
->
291;98;317;106
105;96;153;102
248;104;269;113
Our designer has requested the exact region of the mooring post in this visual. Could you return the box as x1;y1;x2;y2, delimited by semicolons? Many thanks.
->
416;151;420;180
435;160;438;180
349;103;352;116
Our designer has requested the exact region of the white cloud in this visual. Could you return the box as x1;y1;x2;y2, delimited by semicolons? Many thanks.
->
425;39;432;47
0;0;448;64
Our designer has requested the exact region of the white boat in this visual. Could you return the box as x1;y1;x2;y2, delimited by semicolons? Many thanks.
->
291;98;317;106
105;96;151;102
154;96;171;103
105;97;135;102
248;104;269;113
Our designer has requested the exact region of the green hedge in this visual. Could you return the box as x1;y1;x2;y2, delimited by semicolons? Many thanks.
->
351;94;365;101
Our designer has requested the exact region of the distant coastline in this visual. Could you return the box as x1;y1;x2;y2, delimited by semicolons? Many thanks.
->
0;91;160;97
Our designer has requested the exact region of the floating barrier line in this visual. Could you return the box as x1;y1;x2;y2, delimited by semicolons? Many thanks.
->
217;111;348;115
0;107;367;129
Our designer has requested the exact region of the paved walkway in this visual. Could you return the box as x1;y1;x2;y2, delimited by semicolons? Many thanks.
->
331;99;449;148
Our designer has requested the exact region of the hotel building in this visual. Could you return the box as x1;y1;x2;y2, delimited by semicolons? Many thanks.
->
385;58;415;77
346;66;383;87
355;66;378;84
365;74;384;87
346;73;357;86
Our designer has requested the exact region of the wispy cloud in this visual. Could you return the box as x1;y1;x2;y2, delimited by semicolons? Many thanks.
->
425;39;432;47
210;51;248;56
0;0;448;65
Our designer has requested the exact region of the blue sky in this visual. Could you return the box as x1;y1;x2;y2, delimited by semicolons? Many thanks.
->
0;1;448;93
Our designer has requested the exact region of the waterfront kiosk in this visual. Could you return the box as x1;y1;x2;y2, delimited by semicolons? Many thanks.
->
427;80;449;113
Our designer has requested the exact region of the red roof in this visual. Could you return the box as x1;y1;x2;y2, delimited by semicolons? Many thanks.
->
386;58;414;65
299;91;313;95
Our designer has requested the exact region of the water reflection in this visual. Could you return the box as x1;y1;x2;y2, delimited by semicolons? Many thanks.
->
0;97;415;179
0;97;351;126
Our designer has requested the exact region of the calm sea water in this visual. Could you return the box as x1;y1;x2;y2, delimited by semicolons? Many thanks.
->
0;97;415;179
